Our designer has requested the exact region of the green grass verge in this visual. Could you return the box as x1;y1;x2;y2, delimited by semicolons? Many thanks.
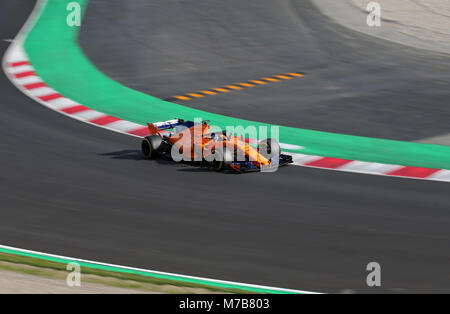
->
0;246;301;294
0;252;252;294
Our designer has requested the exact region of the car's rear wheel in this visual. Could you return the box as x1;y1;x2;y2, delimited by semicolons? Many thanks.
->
142;135;162;159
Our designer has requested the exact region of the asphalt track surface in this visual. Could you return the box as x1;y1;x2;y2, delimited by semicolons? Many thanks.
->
1;0;450;293
79;0;450;141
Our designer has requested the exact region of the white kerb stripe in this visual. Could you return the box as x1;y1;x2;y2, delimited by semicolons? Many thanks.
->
6;44;28;62
288;153;323;165
45;97;80;110
14;75;43;85
27;86;58;97
339;161;403;174
428;170;450;182
6;64;34;74
280;143;305;150
72;110;106;121
105;120;142;132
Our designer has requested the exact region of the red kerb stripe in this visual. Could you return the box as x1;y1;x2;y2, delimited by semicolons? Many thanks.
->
90;115;120;125
14;71;35;78
39;93;62;102
9;61;30;67
305;157;353;169
386;167;440;178
61;105;89;114
24;82;47;90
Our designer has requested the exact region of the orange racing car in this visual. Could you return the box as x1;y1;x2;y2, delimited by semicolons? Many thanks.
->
141;119;293;172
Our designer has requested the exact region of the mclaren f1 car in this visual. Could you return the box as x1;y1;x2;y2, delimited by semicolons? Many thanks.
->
140;119;293;172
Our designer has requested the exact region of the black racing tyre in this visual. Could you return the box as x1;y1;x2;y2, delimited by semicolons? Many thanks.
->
142;135;162;159
210;148;224;171
257;138;280;160
208;148;233;171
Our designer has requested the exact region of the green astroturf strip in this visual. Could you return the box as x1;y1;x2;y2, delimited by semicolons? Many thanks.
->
0;247;299;294
24;0;450;169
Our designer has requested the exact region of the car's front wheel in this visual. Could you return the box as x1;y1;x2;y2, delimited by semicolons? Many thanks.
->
206;148;234;171
257;138;280;161
209;148;224;171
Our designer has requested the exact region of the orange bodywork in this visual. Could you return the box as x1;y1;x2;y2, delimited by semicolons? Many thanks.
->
147;121;271;168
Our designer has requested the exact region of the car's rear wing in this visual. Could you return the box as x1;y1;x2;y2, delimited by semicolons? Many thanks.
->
151;119;184;130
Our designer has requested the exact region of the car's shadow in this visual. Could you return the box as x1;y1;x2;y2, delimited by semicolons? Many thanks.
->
100;150;145;161
99;150;234;174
